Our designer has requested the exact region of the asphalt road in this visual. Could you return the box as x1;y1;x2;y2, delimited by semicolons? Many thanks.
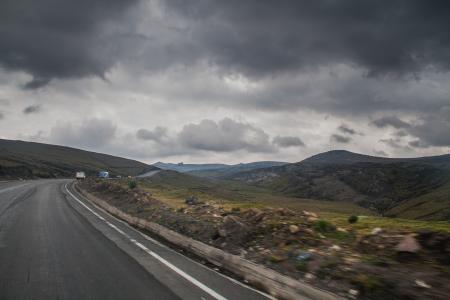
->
0;180;272;300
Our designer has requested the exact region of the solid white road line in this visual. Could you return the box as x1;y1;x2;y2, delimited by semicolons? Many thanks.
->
66;184;275;300
64;184;228;300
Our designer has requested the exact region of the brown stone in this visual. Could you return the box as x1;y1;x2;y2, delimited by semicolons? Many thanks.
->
289;225;300;234
396;234;421;253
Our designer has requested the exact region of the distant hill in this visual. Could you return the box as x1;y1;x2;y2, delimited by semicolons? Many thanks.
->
153;161;288;177
0;139;157;179
153;162;228;173
228;150;450;220
187;161;288;178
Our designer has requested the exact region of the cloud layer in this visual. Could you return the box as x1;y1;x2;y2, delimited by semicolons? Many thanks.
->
0;0;449;162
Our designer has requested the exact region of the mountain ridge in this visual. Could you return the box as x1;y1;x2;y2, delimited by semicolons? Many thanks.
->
0;139;157;179
227;150;450;220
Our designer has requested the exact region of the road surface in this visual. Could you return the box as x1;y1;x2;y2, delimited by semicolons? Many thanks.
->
0;179;273;300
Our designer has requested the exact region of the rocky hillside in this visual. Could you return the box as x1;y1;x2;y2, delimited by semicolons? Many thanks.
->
0;139;157;179
80;178;450;300
229;150;450;220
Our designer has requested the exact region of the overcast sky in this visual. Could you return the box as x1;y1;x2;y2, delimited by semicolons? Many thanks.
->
1;0;450;164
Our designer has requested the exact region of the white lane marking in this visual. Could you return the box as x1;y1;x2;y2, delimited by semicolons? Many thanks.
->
137;232;276;300
65;184;228;300
68;185;275;300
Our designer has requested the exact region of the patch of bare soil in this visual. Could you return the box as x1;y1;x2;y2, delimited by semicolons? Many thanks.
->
80;179;450;300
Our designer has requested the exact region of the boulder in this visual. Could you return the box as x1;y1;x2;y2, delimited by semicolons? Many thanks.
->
185;195;199;205
217;216;249;245
307;216;319;223
302;210;318;218
371;227;383;235
289;225;300;234
218;228;227;237
396;234;421;253
244;208;266;223
330;245;342;251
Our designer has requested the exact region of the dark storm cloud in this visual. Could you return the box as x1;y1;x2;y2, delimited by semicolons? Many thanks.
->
331;134;351;144
164;0;450;77
338;125;356;135
337;124;364;136
0;0;138;88
372;108;450;148
272;136;305;148
23;104;41;114
4;0;450;89
372;116;411;129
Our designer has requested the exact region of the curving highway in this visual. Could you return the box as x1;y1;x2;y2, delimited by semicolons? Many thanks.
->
0;180;273;300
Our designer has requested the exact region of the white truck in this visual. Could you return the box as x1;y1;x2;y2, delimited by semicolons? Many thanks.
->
75;171;86;180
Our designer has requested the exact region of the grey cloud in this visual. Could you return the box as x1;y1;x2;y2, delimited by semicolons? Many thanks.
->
178;118;274;153
331;134;351;144
0;111;4;120
23;104;41;114
272;136;305;148
49;118;116;149
373;150;388;157
136;127;168;142
394;130;408;138
338;124;356;135
407;116;450;147
372;116;411;129
408;140;429;149
374;109;450;148
379;138;412;152
0;0;139;88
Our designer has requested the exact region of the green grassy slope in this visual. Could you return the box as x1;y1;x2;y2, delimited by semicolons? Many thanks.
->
386;181;450;220
132;170;450;233
137;170;371;215
0;139;157;179
228;150;450;220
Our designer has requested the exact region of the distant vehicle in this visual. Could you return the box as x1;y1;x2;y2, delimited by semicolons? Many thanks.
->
98;171;109;178
75;171;86;180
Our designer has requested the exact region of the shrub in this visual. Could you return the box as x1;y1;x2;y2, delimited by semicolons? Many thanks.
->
313;219;336;233
128;180;137;189
348;215;359;224
268;255;285;263
296;261;309;272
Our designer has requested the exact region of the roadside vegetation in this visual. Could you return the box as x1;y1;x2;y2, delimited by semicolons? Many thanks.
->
80;175;450;300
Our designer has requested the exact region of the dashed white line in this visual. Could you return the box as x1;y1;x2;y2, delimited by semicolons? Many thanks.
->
64;184;228;300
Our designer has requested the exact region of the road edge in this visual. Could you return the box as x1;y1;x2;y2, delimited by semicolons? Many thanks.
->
73;183;345;300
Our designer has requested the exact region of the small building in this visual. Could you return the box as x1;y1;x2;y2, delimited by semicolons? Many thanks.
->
98;171;109;178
